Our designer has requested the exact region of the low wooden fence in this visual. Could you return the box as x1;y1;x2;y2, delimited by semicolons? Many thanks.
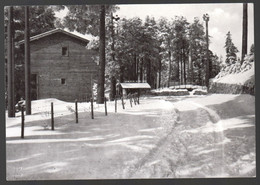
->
19;93;140;139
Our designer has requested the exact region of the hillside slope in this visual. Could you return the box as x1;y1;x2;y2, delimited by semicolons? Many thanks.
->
209;54;255;95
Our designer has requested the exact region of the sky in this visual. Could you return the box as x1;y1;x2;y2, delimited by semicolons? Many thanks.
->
56;3;254;60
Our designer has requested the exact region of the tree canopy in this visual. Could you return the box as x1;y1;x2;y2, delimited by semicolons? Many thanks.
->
5;5;225;103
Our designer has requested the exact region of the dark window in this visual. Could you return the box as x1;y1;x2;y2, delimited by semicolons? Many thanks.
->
61;78;66;84
62;47;68;56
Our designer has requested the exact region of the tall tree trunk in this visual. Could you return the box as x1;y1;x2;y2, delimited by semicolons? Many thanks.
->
140;58;143;83
158;59;161;88
7;6;15;117
133;54;137;81
147;59;151;87
180;50;183;85
152;66;156;89
25;6;31;115
187;49;190;82
198;67;201;85
167;51;171;88
117;63;124;96
183;49;186;85
97;5;105;104
176;53;180;82
190;47;194;83
241;3;248;64
136;56;139;82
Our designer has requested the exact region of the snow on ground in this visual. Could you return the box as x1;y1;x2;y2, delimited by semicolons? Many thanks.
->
162;94;255;177
6;94;255;179
6;97;179;180
6;97;174;139
128;94;255;178
212;62;254;85
151;85;207;93
151;88;189;93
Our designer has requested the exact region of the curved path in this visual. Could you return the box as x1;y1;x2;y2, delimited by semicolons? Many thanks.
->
127;98;227;178
127;95;255;178
6;95;255;180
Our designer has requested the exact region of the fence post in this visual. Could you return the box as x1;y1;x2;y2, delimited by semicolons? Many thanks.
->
104;97;107;116
21;106;25;138
115;96;117;113
121;96;125;109
51;102;54;130
91;98;94;119
75;99;78;123
130;94;132;107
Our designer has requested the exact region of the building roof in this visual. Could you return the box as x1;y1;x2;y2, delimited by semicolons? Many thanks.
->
120;83;151;89
18;28;89;45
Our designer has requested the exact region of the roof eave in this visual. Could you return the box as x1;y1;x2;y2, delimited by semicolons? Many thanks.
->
17;28;89;45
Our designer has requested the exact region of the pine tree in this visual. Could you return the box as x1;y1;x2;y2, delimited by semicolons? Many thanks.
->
172;16;189;85
188;17;206;84
157;17;175;87
224;31;239;64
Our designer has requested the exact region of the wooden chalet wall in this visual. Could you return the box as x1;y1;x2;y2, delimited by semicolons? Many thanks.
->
30;32;98;102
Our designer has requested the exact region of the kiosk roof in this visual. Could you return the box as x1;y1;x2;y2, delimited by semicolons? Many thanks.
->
120;83;151;89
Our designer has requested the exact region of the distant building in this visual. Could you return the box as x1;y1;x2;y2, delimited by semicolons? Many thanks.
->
119;82;151;97
19;28;98;102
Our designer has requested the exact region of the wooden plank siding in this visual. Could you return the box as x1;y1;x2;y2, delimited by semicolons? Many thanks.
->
29;32;98;102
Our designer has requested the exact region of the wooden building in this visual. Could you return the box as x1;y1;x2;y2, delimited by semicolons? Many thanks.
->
19;28;98;102
119;82;151;97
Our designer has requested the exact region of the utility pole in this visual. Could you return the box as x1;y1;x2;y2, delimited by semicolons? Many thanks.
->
25;6;31;115
7;6;15;117
203;13;210;90
241;3;248;64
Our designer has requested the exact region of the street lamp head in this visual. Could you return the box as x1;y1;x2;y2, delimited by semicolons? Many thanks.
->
112;15;120;21
203;13;210;21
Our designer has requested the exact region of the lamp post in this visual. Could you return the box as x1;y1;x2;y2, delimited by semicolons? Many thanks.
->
203;13;210;90
109;13;120;101
110;13;120;60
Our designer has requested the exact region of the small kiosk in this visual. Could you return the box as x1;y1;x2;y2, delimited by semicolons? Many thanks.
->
119;82;151;97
